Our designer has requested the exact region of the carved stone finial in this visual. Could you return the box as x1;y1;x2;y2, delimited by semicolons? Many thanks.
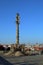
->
16;13;19;24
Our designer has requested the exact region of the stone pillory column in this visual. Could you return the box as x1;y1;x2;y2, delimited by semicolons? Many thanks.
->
16;13;20;45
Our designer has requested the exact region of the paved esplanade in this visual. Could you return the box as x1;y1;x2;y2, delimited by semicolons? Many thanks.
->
0;55;43;65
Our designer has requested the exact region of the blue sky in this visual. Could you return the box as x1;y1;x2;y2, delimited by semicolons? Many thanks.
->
0;0;43;44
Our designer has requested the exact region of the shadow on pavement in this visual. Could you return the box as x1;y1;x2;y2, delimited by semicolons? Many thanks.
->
0;56;13;65
13;62;38;65
0;56;38;65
